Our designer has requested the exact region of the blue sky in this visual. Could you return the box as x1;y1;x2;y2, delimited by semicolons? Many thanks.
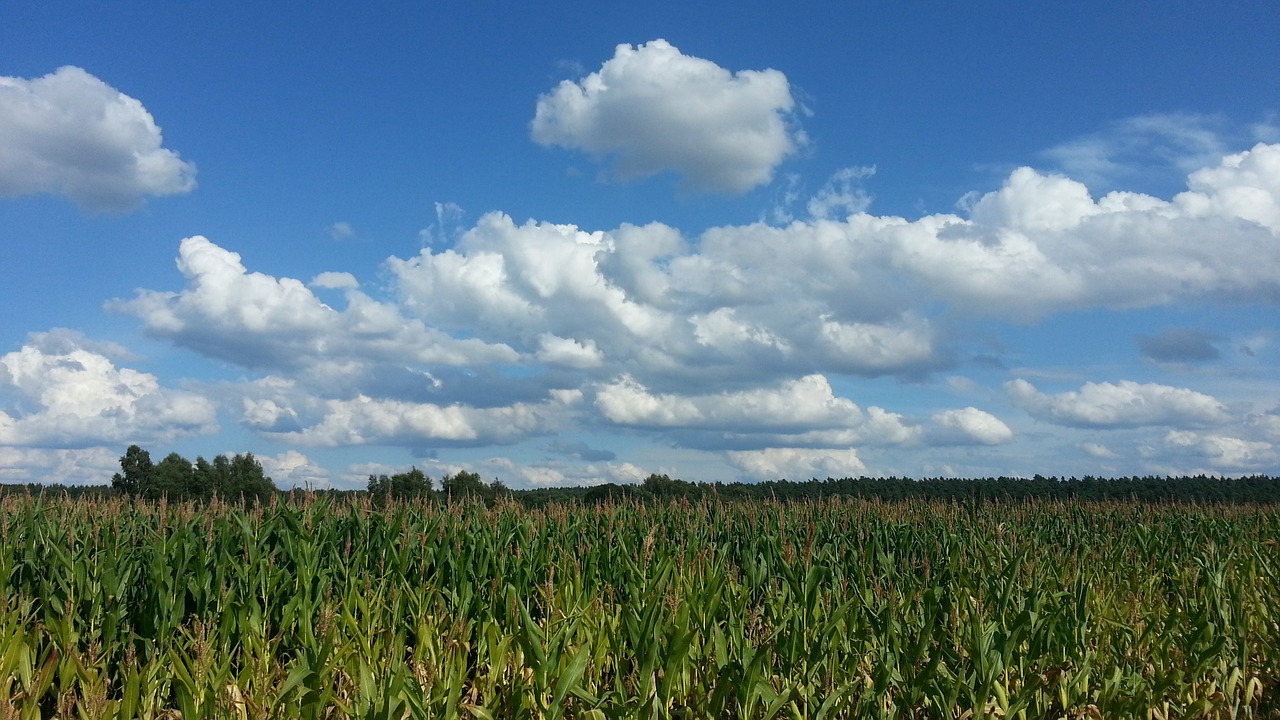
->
2;2;1279;488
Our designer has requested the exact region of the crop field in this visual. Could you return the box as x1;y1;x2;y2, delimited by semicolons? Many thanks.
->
1;494;1278;719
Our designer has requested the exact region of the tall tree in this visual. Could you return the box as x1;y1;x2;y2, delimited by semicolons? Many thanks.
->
111;445;154;497
441;470;485;501
226;452;275;502
152;452;194;501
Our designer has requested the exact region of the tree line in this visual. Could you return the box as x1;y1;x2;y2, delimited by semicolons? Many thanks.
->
3;447;1279;506
516;472;1280;507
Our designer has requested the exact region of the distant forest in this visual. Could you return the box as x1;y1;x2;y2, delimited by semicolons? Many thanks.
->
2;444;1279;506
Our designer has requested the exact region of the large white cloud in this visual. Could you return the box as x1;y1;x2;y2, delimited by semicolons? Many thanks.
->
726;447;866;481
531;39;801;193
595;373;919;453
0;446;119;485
258;450;332;490
0;330;216;447
0;66;195;211
1164;431;1275;470
111;236;518;379
389;212;943;385
1006;378;1229;429
259;389;581;448
929;407;1014;445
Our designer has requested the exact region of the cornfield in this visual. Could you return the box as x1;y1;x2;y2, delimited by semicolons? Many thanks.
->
1;493;1278;719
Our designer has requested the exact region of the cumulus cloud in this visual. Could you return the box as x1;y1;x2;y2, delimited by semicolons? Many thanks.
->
595;374;918;453
531;39;801;193
389;212;943;385
1006;378;1229;428
597;373;862;429
482;456;648;487
1164;430;1275;469
110;236;518;378
726;447;866;481
0;330;216;447
259;389;579;448
0;66;195;211
928;407;1014;445
99;140;1280;476
258;450;332;489
0;446;119;485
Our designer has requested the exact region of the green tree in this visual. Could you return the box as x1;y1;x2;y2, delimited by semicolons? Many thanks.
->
111;445;154;497
641;473;691;501
369;467;433;502
224;453;275;502
151;452;194;501
441;470;485;501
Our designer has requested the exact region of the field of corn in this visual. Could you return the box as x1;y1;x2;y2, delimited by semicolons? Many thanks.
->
1;494;1278;719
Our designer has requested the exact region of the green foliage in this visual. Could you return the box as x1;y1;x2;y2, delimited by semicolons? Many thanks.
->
368;466;433;502
110;444;153;496
109;445;275;503
441;470;485;501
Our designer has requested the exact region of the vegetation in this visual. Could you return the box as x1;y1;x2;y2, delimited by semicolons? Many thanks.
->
1;493;1277;718
109;445;275;503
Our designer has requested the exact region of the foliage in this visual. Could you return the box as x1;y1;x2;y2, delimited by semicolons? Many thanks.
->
441;470;486;501
367;467;433;502
1;494;1278;718
109;445;275;503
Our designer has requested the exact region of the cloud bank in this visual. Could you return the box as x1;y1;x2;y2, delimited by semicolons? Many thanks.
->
82;140;1280;483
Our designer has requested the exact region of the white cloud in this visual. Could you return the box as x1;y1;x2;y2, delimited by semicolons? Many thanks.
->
1006;378;1229;429
111;236;518;374
1164;431;1275;469
258;450;331;489
96;141;1280;472
0;446;119;485
726;447;865;481
482;456;648;487
531;39;800;193
1177;142;1280;232
595;374;919;453
0;330;216;447
310;271;359;290
598;373;861;430
536;334;604;368
262;389;578;448
0;66;195;211
929;407;1014;445
806;166;876;220
1081;442;1119;459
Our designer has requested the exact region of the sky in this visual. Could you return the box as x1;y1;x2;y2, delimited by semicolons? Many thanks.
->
2;2;1279;489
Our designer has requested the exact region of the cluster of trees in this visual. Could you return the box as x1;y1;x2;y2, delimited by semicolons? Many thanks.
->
110;445;275;502
366;467;510;504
